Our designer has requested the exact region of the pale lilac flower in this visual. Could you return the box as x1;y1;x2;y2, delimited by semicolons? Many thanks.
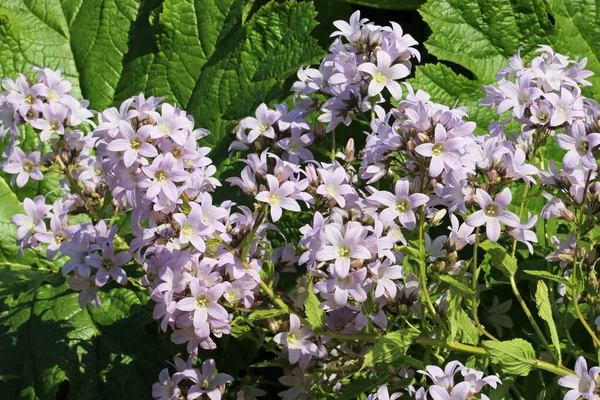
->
3;147;43;187
558;356;600;400
508;214;538;254
67;274;102;309
11;195;51;240
255;174;301;222
496;74;542;119
30;102;68;141
546;87;584;127
465;188;520;242
316;167;353;207
370;179;429;230
415;124;465;177
419;361;464;393
106;122;157;167
273;314;319;369
369;259;404;299
176;280;228;330
541;192;575;221
226;166;258;195
315;223;372;277
505;148;538;185
428;382;472;400
139;153;189;202
152;368;182;400
331;10;367;41
358;50;409;99
244;103;281;142
150;103;191;145
366;384;402;400
314;268;367;307
85;239;130;287
556;122;600;170
186;359;233;400
278;132;313;163
173;202;213;251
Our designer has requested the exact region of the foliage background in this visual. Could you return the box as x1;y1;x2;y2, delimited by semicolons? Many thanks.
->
1;0;600;398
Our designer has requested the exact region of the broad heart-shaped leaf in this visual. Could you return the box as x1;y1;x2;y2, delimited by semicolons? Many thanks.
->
0;269;176;400
115;0;325;162
362;328;419;368
0;0;139;109
411;0;600;132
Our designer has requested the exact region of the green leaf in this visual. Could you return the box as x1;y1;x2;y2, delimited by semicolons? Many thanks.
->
483;338;536;376
412;0;600;130
304;280;325;334
362;328;419;368
259;260;275;289
447;288;479;345
397;245;421;260
336;0;424;9
480;241;518;277
439;275;474;296
0;268;174;399
523;270;570;287
535;280;561;360
0;0;140;110
116;0;325;163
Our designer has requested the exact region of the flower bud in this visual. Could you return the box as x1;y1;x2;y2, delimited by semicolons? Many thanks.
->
417;131;430;143
344;138;356;163
267;317;280;333
431;208;447;227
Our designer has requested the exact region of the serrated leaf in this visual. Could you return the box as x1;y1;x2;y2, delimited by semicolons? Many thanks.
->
413;0;600;131
362;328;419;368
247;308;287;323
447;288;479;345
523;270;570;287
0;0;140;110
305;280;325;334
336;0;424;9
480;241;518;277
483;338;536;376
397;245;421;260
259;260;275;289
116;0;325;164
535;280;561;361
439;275;474;296
0;269;174;399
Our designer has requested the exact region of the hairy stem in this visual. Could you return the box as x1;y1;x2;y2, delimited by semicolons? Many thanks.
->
413;337;574;376
471;228;500;342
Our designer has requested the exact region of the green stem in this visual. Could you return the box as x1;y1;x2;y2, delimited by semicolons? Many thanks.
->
418;205;439;323
323;331;381;341
413;337;574;376
213;232;292;315
509;275;558;363
471;228;500;342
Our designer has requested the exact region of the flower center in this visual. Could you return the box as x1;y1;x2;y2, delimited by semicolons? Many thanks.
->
325;185;336;196
579;139;590;154
181;225;193;237
55;234;65;244
396;198;410;213
484;203;498;217
337;246;351;258
268;193;280;205
287;332;298;345
25;108;36;120
537;111;548;123
23;160;34;173
102;259;113;270
129;138;142;150
48;90;57;101
50;121;60;131
159;123;170;134
197;296;208;309
374;72;386;84
259;124;270;133
172;147;182;159
432;143;444;156
24;94;35;105
155;170;167;183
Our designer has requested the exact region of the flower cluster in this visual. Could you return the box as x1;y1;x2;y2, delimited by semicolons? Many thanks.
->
5;10;600;400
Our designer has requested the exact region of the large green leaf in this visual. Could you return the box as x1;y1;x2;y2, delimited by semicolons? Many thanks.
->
411;0;600;131
0;0;139;109
0;268;174;399
335;0;424;9
115;0;325;161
